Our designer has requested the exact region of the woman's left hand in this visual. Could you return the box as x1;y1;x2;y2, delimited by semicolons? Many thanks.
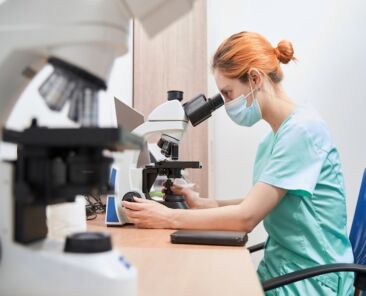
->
122;197;174;229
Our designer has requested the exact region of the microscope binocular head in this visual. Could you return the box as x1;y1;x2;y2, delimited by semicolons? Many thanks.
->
155;90;224;160
165;90;225;128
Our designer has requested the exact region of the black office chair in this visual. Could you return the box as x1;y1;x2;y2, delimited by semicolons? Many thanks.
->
248;169;366;295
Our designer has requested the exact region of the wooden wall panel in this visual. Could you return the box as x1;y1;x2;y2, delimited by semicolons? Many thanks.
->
133;0;208;197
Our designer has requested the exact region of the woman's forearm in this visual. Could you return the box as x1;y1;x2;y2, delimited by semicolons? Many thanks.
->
170;204;254;232
172;182;286;232
196;198;219;208
197;198;243;209
216;198;244;207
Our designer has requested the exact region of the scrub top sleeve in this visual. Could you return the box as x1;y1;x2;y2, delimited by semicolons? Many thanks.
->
258;124;325;197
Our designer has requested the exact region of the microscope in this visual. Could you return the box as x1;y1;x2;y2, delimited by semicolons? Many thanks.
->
0;1;195;295
105;90;224;226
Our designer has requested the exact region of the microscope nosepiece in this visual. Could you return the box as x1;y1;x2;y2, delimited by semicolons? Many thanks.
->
38;57;107;127
158;135;180;160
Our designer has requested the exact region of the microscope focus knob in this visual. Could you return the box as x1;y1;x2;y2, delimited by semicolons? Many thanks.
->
64;232;112;253
123;191;142;202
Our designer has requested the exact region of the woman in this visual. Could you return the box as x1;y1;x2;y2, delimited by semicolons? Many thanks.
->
123;31;354;295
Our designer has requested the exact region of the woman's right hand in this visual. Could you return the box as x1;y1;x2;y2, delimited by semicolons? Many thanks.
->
165;183;219;209
169;184;202;209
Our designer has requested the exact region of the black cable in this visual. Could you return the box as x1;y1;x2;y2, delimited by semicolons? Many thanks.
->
84;195;106;220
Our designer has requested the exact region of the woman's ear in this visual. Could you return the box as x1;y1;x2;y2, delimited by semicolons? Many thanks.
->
248;68;263;89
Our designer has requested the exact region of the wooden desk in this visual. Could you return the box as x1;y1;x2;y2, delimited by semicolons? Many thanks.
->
88;214;263;296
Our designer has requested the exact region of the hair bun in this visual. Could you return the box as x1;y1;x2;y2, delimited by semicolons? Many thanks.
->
275;40;294;64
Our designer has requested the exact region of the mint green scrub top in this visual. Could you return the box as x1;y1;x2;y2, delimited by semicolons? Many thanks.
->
254;107;355;295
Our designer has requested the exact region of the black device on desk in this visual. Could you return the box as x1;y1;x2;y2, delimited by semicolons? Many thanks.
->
170;230;248;246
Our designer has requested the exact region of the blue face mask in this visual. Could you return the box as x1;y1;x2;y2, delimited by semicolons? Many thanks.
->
224;85;262;127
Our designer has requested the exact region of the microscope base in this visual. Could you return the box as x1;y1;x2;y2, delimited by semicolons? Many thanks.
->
0;239;137;296
159;194;189;209
105;194;189;227
0;163;137;296
106;195;130;226
159;200;189;209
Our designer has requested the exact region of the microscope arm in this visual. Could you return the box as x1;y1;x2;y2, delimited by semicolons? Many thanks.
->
133;121;187;142
129;96;190;166
0;0;195;139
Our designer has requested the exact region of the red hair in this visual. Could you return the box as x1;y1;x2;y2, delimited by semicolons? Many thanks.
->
212;32;295;83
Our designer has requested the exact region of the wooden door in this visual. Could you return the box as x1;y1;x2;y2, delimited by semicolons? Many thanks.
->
133;0;208;197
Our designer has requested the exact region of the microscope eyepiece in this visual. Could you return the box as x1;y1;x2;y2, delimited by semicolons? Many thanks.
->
183;93;224;127
167;90;183;101
209;93;225;111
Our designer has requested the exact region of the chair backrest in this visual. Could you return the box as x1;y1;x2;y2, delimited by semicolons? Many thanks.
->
349;169;366;265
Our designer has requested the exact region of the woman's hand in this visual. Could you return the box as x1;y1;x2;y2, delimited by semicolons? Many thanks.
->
168;184;217;209
122;197;174;229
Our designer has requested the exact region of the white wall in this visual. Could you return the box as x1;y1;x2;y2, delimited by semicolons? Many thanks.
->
0;21;133;159
207;0;366;267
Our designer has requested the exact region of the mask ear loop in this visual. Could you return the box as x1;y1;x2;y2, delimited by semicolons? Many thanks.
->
247;73;263;119
246;75;256;107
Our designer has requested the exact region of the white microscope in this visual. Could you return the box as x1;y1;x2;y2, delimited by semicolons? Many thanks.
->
105;90;224;226
0;1;195;295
